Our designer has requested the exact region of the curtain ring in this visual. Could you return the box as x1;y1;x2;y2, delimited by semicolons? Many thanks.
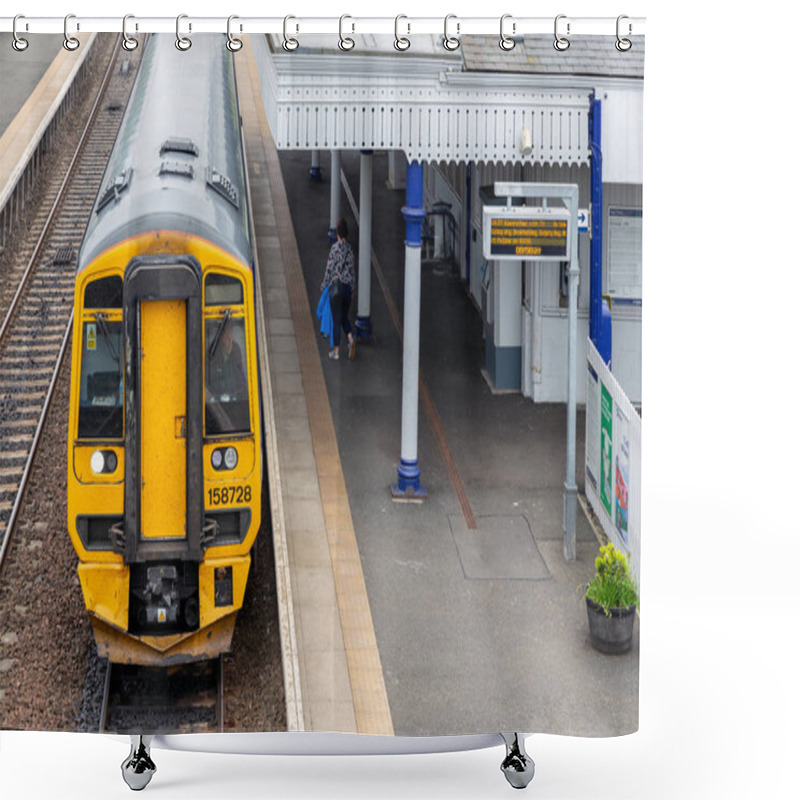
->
499;14;515;51
443;14;460;51
122;15;139;51
615;15;632;52
226;15;243;51
394;15;410;51
554;14;570;51
282;15;299;51
176;14;192;51
63;14;80;51
338;15;355;51
12;15;29;52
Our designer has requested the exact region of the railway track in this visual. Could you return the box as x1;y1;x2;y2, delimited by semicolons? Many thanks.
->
0;35;142;574
100;658;224;734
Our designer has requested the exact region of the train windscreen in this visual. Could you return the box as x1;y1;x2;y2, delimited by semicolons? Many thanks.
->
77;316;124;439
205;316;250;435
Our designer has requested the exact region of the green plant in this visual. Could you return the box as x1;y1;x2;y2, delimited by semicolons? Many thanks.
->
585;543;639;616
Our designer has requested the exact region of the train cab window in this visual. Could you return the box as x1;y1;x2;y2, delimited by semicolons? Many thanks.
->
84;275;123;309
77;316;124;439
205;274;243;306
205;316;250;436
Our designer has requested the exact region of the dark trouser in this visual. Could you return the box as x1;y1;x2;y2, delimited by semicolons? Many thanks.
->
332;282;352;347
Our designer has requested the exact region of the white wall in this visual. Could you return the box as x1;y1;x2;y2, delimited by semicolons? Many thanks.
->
599;86;644;184
428;81;643;406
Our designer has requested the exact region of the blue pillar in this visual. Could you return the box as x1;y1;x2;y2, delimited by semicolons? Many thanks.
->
589;96;611;365
392;160;427;500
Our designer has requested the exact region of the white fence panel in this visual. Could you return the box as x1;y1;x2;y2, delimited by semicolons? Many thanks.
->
584;339;641;587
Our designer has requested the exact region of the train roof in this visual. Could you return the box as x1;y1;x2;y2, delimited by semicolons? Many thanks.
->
78;34;252;272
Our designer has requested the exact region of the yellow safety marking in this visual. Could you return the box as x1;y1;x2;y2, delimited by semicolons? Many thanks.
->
240;42;393;737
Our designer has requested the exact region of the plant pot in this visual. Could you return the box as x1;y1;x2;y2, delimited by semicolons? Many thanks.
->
585;596;636;654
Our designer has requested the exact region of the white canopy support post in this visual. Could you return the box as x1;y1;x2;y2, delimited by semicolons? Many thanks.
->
309;149;321;182
356;150;373;340
328;149;341;243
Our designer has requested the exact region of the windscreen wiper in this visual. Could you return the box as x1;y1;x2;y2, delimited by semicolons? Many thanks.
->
208;308;232;360
95;312;120;363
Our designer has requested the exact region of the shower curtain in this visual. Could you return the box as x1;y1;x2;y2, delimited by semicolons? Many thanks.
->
0;18;643;776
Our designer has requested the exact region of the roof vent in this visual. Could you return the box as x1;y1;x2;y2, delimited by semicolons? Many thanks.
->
159;160;195;179
160;137;199;157
206;168;239;209
96;168;132;213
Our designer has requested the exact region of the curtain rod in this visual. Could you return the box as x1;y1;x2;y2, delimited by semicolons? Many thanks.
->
1;15;646;38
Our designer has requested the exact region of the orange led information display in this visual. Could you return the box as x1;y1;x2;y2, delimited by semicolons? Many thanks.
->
489;217;568;258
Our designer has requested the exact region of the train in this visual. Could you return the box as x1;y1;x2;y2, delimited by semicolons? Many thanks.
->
67;34;262;665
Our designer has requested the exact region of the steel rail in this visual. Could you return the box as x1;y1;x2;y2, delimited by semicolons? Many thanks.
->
0;35;130;575
0;33;122;348
0;311;72;574
99;657;225;734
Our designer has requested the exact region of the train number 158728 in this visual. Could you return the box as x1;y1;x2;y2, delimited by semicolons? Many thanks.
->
208;486;251;507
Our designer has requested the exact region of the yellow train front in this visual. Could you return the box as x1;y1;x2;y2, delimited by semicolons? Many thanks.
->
67;35;261;665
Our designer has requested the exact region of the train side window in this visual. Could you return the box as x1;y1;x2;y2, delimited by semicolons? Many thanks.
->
205;316;250;436
77;318;124;440
84;275;123;309
205;274;243;306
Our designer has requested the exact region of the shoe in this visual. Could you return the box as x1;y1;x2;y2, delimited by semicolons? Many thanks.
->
348;338;356;360
328;349;339;360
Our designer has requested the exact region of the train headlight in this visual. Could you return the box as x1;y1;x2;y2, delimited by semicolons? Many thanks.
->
224;447;238;470
211;447;238;470
90;450;117;474
90;451;105;474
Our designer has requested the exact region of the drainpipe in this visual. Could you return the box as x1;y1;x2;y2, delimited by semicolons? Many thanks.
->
465;163;472;285
589;94;611;365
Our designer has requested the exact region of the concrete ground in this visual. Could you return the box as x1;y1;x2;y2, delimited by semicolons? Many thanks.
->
277;148;639;737
0;35;63;136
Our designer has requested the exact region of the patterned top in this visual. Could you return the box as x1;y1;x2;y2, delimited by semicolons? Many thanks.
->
321;239;355;290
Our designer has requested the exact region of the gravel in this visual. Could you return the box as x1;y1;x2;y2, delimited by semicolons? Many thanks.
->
0;33;287;733
0;339;287;733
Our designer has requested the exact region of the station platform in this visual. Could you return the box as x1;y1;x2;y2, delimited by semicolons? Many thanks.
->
239;41;638;738
0;34;64;137
0;33;92;228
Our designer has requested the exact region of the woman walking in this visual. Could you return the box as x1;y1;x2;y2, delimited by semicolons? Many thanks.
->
321;218;356;360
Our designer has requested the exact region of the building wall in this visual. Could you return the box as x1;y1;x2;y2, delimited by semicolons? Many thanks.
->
427;83;643;406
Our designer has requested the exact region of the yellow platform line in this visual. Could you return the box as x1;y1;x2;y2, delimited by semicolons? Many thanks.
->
239;39;393;736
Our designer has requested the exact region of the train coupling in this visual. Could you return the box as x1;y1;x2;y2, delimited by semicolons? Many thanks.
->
143;565;180;625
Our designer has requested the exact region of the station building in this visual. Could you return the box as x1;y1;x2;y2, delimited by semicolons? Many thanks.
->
255;32;643;408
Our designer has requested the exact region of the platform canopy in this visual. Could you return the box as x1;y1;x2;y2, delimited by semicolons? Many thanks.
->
258;33;646;167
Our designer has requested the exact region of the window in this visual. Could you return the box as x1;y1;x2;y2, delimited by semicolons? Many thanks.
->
204;274;243;306
78;317;123;439
84;275;123;309
205;316;250;436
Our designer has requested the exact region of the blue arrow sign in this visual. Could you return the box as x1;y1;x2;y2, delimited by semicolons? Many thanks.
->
577;208;590;232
